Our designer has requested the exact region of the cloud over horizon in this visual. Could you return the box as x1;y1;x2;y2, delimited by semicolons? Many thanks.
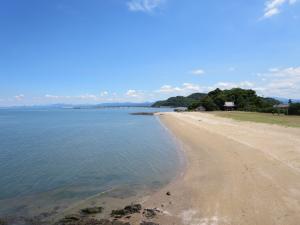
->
14;94;25;101
3;66;300;107
257;67;300;98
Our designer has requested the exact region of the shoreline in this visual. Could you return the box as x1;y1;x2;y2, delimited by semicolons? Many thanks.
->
140;112;300;225
4;111;300;225
50;113;188;224
49;111;300;225
43;112;187;225
0;108;183;225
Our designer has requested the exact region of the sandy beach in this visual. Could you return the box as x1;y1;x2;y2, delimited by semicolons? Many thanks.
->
42;111;300;225
137;112;300;225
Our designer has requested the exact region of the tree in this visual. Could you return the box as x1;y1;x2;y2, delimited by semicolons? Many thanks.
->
200;96;218;111
152;88;282;113
188;102;201;111
289;103;300;115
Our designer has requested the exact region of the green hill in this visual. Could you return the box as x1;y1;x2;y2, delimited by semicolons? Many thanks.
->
151;93;207;108
152;88;281;112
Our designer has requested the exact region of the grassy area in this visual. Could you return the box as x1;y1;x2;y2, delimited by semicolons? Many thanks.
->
213;111;300;128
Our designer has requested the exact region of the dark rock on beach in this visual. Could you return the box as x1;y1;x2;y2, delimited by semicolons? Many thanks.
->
166;191;171;196
142;209;156;219
58;215;82;223
111;204;142;218
124;204;142;214
81;207;103;214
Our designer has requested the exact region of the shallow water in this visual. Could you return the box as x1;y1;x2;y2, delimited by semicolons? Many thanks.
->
0;108;181;217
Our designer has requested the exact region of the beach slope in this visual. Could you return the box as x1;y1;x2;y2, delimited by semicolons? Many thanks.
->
145;112;300;225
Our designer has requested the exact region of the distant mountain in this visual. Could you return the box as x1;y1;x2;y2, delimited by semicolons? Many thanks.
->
152;93;207;108
273;97;300;104
0;102;153;109
187;93;207;100
95;102;153;107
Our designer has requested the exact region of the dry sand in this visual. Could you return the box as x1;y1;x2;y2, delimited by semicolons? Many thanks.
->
139;112;300;225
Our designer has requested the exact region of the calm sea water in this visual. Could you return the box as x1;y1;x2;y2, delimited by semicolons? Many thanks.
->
0;108;181;217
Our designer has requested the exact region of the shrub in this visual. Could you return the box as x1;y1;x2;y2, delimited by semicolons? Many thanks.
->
289;103;300;115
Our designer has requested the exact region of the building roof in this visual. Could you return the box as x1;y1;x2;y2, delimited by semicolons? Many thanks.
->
224;102;235;107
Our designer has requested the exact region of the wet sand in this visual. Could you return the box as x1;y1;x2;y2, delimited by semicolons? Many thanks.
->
139;112;300;225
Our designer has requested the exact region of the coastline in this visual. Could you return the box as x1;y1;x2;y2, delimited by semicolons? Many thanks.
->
0;108;183;225
139;112;300;225
7;111;300;225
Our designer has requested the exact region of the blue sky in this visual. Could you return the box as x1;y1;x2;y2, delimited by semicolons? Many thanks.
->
0;0;300;106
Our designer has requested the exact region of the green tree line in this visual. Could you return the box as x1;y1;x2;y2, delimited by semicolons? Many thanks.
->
152;88;300;115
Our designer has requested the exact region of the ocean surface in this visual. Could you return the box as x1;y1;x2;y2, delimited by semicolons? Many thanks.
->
0;108;182;218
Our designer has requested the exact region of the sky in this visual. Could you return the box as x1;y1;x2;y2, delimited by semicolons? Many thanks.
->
0;0;300;106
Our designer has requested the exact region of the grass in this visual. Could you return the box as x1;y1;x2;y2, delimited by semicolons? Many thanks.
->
212;111;300;128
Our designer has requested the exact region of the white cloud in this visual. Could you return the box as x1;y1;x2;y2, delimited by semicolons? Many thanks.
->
7;67;300;106
157;85;182;94
191;69;205;75
78;94;98;100
264;7;280;17
182;83;201;92
126;89;137;97
127;0;164;12
268;68;279;72
126;89;143;98
100;91;109;97
257;67;300;98
156;83;202;95
155;81;257;98
14;94;25;101
263;0;297;18
45;94;61;99
45;93;101;101
213;81;254;90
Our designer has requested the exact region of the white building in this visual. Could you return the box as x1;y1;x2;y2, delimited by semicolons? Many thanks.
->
224;102;235;110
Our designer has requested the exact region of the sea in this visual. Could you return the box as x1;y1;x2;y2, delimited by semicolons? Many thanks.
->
0;107;182;221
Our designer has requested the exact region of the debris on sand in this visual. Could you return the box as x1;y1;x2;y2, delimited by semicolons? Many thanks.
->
142;208;161;219
59;214;82;223
81;207;103;214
